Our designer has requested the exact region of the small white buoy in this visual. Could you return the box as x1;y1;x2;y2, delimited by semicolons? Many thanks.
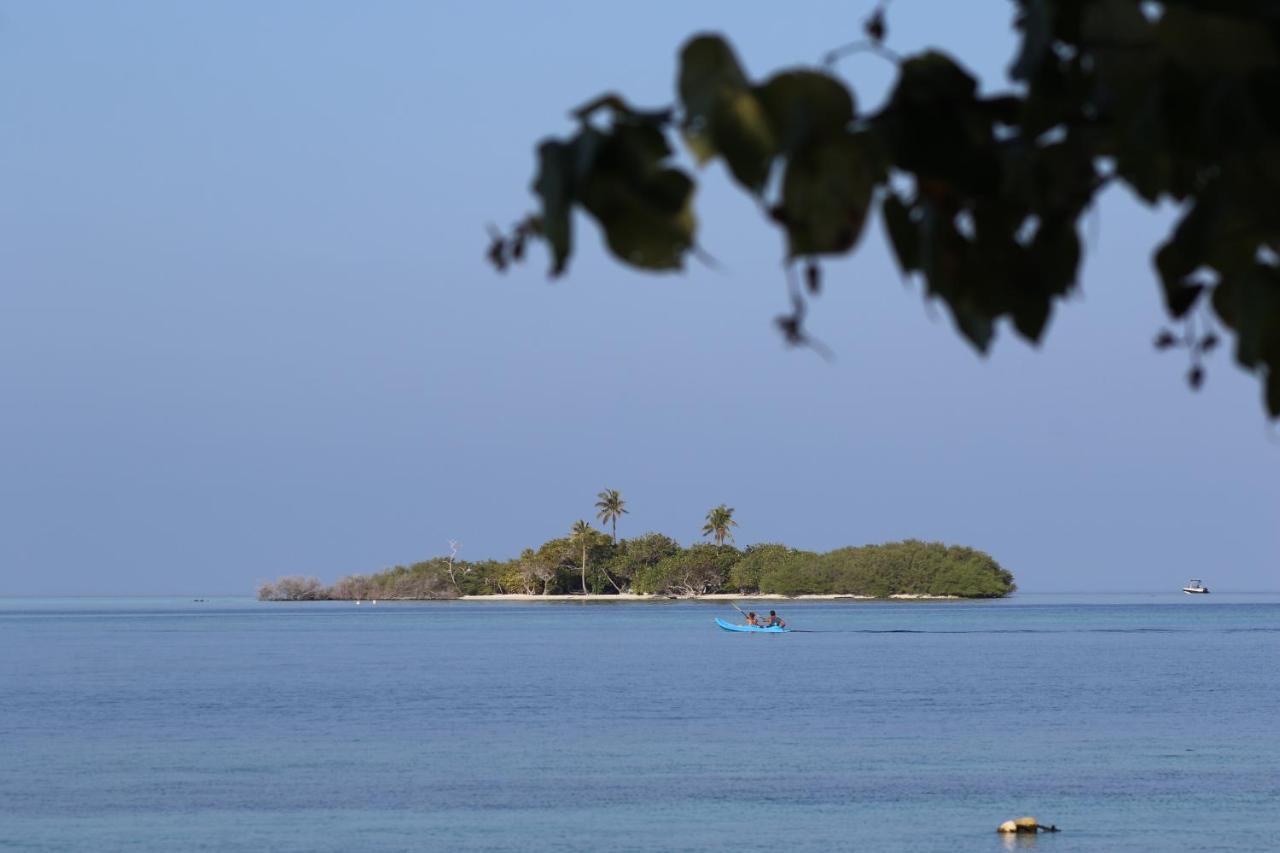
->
372;599;378;605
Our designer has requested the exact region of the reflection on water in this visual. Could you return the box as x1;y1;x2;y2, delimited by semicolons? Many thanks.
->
1000;831;1038;850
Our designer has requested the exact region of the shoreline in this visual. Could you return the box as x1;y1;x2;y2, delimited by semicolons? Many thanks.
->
456;592;964;601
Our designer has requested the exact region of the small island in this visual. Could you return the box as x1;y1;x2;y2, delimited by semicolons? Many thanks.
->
259;497;1014;601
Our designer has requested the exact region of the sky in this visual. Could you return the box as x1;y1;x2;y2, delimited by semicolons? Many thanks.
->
1;1;1276;595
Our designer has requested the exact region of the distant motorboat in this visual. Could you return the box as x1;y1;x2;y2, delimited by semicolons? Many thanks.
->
1182;579;1210;594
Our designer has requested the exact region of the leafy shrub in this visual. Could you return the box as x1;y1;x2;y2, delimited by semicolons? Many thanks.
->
298;538;1014;599
634;544;740;595
257;576;328;601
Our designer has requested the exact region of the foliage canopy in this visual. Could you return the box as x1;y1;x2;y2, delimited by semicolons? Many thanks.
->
489;0;1280;416
259;537;1014;600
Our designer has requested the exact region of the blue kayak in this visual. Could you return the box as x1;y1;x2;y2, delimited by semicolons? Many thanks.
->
715;617;789;633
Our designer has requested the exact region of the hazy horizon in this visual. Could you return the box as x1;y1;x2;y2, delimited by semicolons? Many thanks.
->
3;1;1277;597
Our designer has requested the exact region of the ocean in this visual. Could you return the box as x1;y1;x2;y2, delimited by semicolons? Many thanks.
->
1;594;1277;852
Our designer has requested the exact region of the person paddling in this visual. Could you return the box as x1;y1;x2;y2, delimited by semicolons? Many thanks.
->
744;611;761;626
764;610;786;628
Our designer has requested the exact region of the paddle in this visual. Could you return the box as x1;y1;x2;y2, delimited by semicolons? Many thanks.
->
731;601;773;628
726;601;753;628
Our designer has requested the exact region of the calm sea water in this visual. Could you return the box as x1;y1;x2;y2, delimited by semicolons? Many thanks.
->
1;594;1277;853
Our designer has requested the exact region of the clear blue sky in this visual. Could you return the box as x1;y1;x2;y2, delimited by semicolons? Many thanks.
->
2;1;1276;595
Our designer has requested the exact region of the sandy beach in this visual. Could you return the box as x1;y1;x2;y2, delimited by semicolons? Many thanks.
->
458;593;962;601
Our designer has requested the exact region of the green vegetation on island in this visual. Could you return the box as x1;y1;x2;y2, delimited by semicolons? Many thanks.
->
258;492;1014;601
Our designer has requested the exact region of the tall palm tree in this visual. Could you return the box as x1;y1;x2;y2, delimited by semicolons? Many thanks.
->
701;504;738;546
594;488;629;543
571;519;595;595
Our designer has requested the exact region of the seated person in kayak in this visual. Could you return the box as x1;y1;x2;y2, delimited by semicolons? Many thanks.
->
744;611;761;626
764;610;786;628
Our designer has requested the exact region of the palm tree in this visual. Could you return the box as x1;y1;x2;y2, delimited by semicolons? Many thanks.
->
594;488;629;543
571;519;595;595
701;504;738;546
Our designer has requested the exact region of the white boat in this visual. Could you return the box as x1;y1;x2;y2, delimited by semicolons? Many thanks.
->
1182;579;1210;594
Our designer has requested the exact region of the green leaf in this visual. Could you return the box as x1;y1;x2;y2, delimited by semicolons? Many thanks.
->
1031;217;1081;296
883;52;996;190
1157;7;1280;75
1155;202;1211;318
908;200;997;354
755;71;855;154
778;135;875;257
680;127;718;164
881;194;919;274
1009;215;1081;345
1080;0;1151;46
1010;295;1051;344
578;123;697;271
607;120;672;169
532;140;577;277
1082;0;1160;152
531;120;695;275
529;130;607;276
582;169;696;270
1220;265;1280;367
678;34;778;193
1029;140;1098;218
950;302;995;354
1009;0;1050;82
891;50;978;107
1213;263;1280;415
